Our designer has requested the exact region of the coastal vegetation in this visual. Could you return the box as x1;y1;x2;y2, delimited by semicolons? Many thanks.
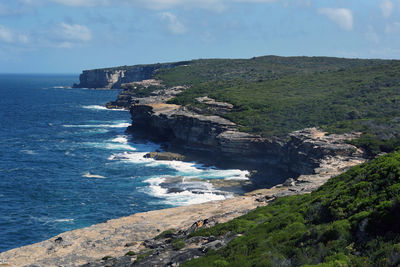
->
152;56;400;153
182;151;400;266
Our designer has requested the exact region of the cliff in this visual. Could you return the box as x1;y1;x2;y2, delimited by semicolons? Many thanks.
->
129;102;363;175
73;61;189;89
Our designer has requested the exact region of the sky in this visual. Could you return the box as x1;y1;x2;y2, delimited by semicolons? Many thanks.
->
0;0;398;73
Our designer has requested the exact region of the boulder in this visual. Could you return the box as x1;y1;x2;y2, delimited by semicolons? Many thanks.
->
144;152;186;161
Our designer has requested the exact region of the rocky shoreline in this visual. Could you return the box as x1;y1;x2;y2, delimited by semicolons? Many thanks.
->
0;145;364;267
0;196;265;267
0;148;364;267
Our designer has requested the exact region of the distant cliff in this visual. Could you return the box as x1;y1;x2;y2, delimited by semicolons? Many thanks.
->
73;61;189;89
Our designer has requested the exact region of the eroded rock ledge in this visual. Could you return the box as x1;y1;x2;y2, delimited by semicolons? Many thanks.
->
128;100;364;176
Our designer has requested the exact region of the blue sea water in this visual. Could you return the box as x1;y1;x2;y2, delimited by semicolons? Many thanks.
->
0;74;248;252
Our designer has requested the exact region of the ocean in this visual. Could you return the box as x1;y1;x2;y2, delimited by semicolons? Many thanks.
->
0;74;249;252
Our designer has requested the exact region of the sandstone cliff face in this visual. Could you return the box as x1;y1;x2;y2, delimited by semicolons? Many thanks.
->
73;62;188;89
129;103;363;174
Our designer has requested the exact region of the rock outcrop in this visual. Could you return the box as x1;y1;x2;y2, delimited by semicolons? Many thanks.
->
129;102;363;175
106;79;186;109
73;62;188;89
144;152;186;161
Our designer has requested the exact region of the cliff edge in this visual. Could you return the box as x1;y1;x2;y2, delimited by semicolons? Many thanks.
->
73;61;189;89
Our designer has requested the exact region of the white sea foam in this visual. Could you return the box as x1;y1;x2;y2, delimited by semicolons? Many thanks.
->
108;151;249;180
29;216;75;225
83;129;109;134
84;142;136;151
65;151;76;156
105;144;136;151
82;105;108;110
21;150;37;155
144;177;232;206
63;122;130;128
82;172;106;179
82;105;126;111
52;86;71;89
111;136;128;144
54;218;74;223
108;152;151;163
107;143;248;206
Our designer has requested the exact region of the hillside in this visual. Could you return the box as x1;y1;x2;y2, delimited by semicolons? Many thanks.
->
98;56;400;157
182;151;400;266
137;56;400;156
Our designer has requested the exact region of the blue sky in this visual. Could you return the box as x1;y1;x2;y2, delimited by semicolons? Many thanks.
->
0;0;398;73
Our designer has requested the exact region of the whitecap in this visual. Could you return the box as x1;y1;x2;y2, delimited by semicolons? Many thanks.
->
82;172;106;179
53;85;72;89
21;150;37;155
29;216;74;225
108;151;249;180
82;105;108;110
54;219;74;223
108;152;153;163
144;177;232;206
82;105;126;111
63;122;130;128
83;142;136;151
111;136;128;144
83;129;109;134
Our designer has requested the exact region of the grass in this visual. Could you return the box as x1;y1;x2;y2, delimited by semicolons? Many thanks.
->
182;151;400;266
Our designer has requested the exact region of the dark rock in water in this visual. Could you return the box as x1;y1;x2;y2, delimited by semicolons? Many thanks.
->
144;152;186;161
165;187;185;194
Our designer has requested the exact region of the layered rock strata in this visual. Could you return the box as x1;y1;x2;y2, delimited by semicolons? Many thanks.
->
73;62;188;89
129;100;363;175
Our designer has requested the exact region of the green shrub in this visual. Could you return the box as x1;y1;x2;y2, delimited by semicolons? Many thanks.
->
155;229;176;239
172;239;185;250
125;251;136;256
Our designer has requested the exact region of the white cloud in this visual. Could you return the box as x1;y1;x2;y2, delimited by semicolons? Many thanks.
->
159;12;186;34
57;23;92;42
380;0;394;18
0;25;13;42
0;25;29;44
50;0;109;7
317;8;353;31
